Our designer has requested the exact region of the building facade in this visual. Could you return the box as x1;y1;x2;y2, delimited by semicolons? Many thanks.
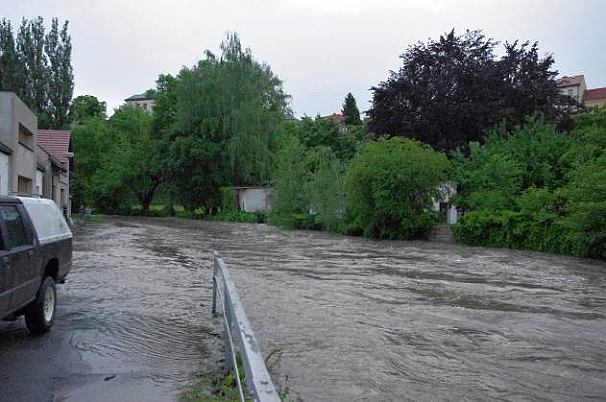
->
0;92;71;217
124;93;155;112
584;87;606;109
557;75;606;110
556;75;587;105
0;92;38;196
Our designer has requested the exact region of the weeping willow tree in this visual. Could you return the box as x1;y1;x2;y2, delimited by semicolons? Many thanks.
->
166;33;289;210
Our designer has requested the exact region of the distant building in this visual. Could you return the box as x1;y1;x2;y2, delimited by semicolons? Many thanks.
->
432;181;458;225
321;113;347;134
557;74;606;110
321;113;345;124
556;75;587;105
124;93;155;112
584;87;606;109
234;186;272;213
284;112;298;122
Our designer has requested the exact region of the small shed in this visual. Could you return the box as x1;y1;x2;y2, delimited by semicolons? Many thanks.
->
234;186;272;213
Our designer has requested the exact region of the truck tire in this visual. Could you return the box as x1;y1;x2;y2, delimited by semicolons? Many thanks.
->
24;276;57;334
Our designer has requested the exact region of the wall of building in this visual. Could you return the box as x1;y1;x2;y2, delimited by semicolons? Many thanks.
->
559;82;587;105
0;92;38;195
125;99;155;112
35;146;53;198
0;152;8;195
236;187;272;212
585;99;606;109
432;181;459;225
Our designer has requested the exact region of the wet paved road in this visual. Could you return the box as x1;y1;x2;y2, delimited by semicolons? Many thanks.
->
1;217;606;401
0;218;222;402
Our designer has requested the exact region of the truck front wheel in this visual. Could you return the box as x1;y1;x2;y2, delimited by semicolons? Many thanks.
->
24;276;57;334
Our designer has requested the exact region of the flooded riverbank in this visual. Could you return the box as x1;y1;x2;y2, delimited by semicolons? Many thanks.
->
136;217;606;401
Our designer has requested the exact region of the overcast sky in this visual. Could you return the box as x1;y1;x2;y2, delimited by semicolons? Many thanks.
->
3;0;606;117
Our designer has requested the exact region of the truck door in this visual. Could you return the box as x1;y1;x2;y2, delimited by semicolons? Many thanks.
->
0;205;39;312
0;223;11;316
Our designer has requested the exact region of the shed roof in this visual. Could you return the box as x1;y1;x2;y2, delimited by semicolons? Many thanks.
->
37;129;72;163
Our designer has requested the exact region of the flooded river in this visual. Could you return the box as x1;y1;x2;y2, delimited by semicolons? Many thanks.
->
2;217;605;401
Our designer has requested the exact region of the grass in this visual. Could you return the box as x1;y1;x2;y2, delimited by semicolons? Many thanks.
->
181;353;249;402
121;204;266;224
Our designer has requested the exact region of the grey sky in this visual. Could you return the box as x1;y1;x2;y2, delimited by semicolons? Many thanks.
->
3;0;606;117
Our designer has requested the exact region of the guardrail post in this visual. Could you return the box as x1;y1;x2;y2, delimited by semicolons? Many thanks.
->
211;258;218;316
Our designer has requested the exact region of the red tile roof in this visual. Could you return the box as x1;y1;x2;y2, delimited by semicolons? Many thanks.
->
322;113;345;123
556;75;585;88
37;129;72;163
584;87;606;102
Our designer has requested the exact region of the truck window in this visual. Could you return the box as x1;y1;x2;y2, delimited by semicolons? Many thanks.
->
0;205;30;248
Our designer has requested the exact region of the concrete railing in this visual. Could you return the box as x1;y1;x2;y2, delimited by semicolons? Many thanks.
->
211;251;280;402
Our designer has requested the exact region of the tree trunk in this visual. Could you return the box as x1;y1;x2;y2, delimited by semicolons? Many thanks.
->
136;178;161;216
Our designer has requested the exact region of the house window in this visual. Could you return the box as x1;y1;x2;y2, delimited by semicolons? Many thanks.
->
142;103;147;110
18;123;34;149
17;175;32;194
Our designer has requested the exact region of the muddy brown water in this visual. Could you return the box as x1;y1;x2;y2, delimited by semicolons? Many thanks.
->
2;216;605;401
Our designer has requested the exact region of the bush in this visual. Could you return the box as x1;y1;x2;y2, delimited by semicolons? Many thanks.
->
345;137;449;239
558;156;606;259
306;147;347;231
269;136;312;226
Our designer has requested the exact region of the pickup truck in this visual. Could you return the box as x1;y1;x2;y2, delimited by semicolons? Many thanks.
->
0;196;72;334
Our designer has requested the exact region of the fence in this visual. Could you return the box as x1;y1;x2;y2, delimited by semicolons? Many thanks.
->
211;251;281;402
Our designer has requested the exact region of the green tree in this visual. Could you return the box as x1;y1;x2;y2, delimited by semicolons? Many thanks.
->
269;135;311;226
1;17;73;128
452;117;578;212
0;19;24;93
559;157;606;259
98;106;162;214
16;17;49;126
70;95;107;123
167;33;288;211
345;137;450;239
72;116;114;209
44;18;73;129
341;92;361;125
307;146;347;231
72;104;163;214
285;116;368;161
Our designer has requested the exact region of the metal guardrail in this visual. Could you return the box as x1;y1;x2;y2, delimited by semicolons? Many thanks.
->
211;251;281;402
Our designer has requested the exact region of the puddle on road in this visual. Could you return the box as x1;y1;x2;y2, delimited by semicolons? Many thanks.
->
54;221;222;400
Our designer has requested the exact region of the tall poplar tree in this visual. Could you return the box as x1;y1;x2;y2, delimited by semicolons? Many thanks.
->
45;18;73;129
17;17;49;126
0;19;24;94
0;17;73;129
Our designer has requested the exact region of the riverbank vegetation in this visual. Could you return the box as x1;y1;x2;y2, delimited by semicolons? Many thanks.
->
71;30;605;259
452;110;606;260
